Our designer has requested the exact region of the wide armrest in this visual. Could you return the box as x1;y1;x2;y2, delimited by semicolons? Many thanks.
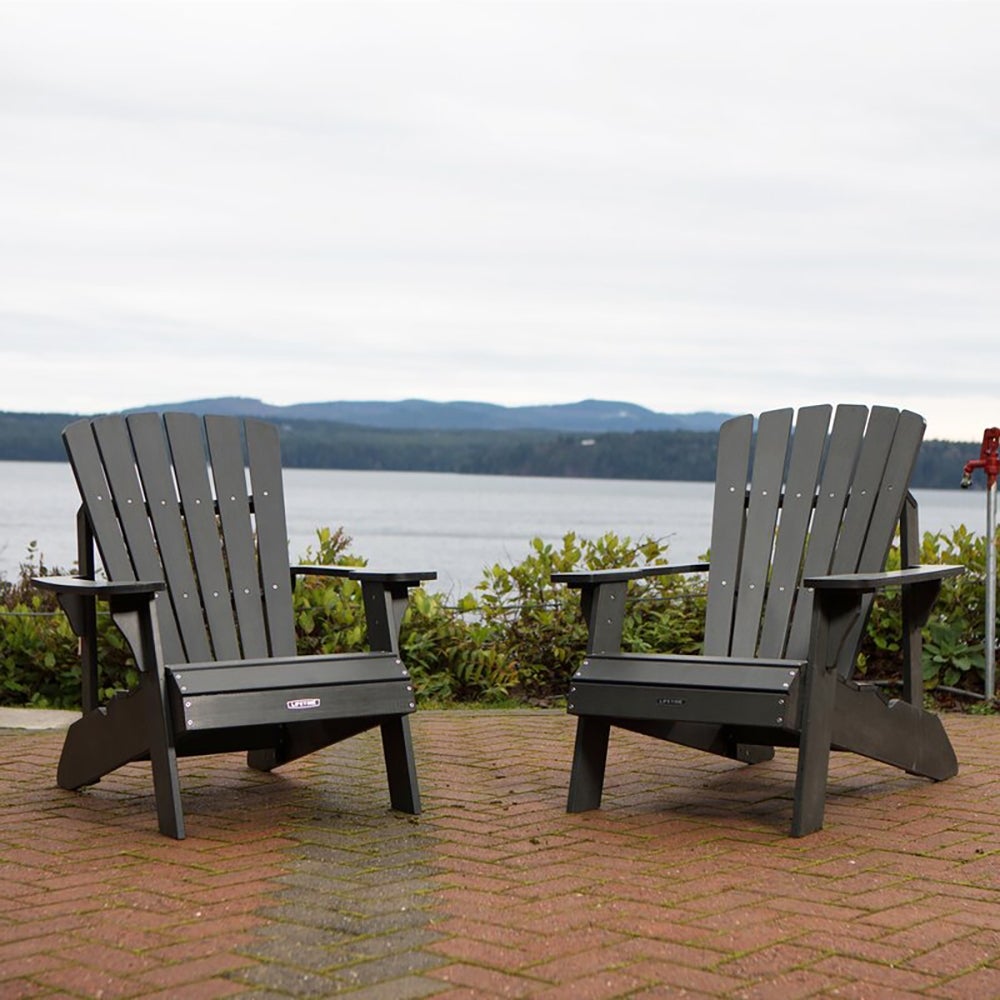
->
803;564;964;592
33;576;165;598
290;566;436;587
348;568;437;585
552;563;709;587
290;565;353;580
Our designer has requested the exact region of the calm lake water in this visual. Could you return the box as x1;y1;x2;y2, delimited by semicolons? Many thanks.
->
0;460;991;598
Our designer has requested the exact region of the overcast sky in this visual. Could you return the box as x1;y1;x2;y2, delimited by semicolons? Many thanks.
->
2;2;997;442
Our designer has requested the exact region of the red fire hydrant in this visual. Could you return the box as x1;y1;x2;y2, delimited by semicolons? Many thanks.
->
961;428;1000;490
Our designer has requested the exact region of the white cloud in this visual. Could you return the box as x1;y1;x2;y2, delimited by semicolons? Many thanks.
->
1;1;998;441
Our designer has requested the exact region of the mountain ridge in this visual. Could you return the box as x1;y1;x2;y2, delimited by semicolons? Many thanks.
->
128;397;732;433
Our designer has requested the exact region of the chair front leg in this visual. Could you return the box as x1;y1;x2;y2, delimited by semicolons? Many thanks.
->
110;593;185;839
381;716;421;814
566;716;611;813
792;588;862;837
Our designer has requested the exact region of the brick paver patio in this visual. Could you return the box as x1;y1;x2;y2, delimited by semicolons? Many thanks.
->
2;709;1000;998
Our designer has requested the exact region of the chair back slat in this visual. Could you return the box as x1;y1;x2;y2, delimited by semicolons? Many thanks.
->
757;404;832;657
830;405;899;575
729;408;792;656
88;417;186;665
832;409;926;674
204;417;271;659
245;420;298;657
63;420;134;582
63;413;301;666
858;410;924;573
704;405;923;668
783;404;869;659
126;413;214;663
703;414;754;655
162;413;243;661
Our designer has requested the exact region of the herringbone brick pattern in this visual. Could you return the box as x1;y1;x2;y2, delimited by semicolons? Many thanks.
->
2;710;1000;997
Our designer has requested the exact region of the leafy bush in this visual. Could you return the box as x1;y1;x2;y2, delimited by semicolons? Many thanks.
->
292;526;513;702
2;524;996;709
859;525;988;695
468;532;706;701
0;544;137;708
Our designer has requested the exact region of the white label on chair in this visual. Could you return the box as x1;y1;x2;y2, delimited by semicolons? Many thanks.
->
286;698;322;711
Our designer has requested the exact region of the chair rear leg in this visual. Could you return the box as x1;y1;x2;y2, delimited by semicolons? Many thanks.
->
567;717;611;813
55;681;186;839
736;743;776;764
381;716;421;814
57;697;151;790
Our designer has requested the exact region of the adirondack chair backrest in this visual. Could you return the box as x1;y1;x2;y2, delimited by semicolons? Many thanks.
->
703;404;924;663
62;413;298;666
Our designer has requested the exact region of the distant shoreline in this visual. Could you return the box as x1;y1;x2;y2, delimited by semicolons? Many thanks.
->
0;406;980;491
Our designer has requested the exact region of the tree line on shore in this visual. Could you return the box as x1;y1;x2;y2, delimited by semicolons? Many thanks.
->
0;410;980;490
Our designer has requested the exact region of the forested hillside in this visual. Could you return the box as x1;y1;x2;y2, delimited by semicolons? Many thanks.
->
0;410;980;490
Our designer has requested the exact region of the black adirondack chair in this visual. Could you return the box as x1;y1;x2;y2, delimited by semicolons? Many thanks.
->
35;413;434;838
552;405;962;836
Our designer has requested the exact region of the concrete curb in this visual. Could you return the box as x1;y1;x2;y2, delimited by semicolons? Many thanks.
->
0;706;80;730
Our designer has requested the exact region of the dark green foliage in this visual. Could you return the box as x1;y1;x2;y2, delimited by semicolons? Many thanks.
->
0;544;138;708
291;527;370;654
859;525;989;694
0;412;78;461
469;533;707;700
292;527;512;702
2;526;995;709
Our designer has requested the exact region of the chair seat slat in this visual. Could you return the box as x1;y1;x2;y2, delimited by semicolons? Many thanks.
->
576;654;802;692
169;652;406;693
172;680;415;734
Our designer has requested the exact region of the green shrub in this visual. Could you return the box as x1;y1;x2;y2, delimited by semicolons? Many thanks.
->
291;526;513;702
2;524;995;710
468;532;706;701
858;525;988;694
0;544;137;708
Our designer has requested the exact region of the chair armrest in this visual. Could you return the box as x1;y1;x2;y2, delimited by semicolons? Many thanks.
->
804;564;963;693
551;563;709;587
553;563;709;656
803;565;964;592
348;568;437;586
33;576;165;598
33;577;166;666
290;566;436;587
289;565;353;582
